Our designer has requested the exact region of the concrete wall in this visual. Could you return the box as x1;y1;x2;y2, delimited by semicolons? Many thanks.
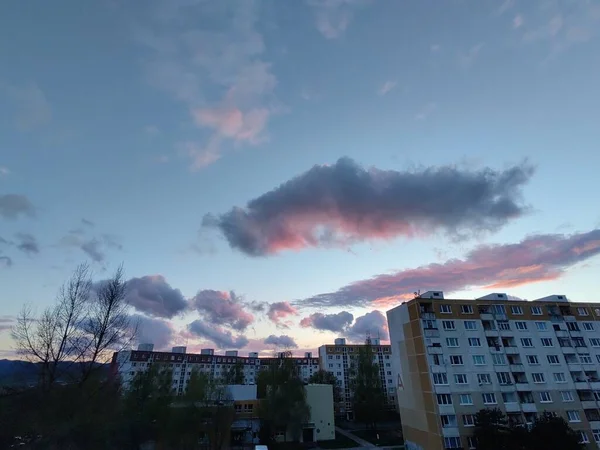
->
306;384;336;441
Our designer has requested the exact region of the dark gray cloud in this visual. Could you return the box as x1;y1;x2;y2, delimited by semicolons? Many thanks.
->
15;233;40;255
59;229;122;263
81;218;95;227
204;157;534;256
0;255;12;268
264;334;298;349
188;319;249;349
192;290;254;331
133;314;175;351
0;194;35;219
300;311;354;332
345;311;389;342
125;275;188;319
0;315;13;332
299;228;600;308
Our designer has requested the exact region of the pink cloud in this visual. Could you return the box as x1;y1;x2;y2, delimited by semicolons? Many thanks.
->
301;228;600;308
192;107;269;144
267;301;298;326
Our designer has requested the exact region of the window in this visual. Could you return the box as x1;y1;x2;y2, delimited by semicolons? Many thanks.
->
442;320;456;330
467;437;477;449
526;355;539;365
515;321;527;330
437;394;452;405
472;355;486;365
450;355;463;365
521;338;533;348
567;410;581;422
502;392;517;403
460;394;473;405
541;338;553;347
554;372;567;383
531;306;542;315
535;321;547;331
440;415;457;428
573;337;586;347
478;373;492;384
583;322;594;331
511;305;523;315
561;391;574;402
492;354;507;365
498;321;510;330
446;337;459;347
590;339;600;348
580;354;593;364
461;304;473;314
463;414;475;427
464;320;477;330
469;337;481;347
432;354;442;365
454;374;468;384
593;429;600;443
497;372;512;385
577;307;589;316
440;304;452;314
433;373;448;385
444;437;461;449
483;393;497;404
566;322;581;333
532;373;546;383
547;354;560;364
579;431;590;444
493;304;506;314
539;391;552;403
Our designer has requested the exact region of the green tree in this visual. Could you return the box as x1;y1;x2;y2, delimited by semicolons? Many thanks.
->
528;412;584;450
258;353;311;442
473;408;511;450
224;361;245;384
351;342;385;430
308;369;342;403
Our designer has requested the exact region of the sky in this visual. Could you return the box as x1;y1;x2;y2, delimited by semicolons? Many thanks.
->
1;0;600;358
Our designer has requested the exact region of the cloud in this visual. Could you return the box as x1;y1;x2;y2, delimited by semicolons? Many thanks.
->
0;255;12;268
458;42;485;68
345;311;389;342
0;315;13;333
307;0;369;39
378;80;397;96
0;167;9;177
15;233;40;255
134;314;175;351
299;228;600;308
264;334;298;349
59;229;122;263
415;102;437;120
191;290;254;331
0;194;35;219
188;319;249;349
81;218;95;227
2;82;52;131
513;14;524;29
136;1;277;168
300;311;354;332
125;275;188;319
204;157;534;256
267;301;298;325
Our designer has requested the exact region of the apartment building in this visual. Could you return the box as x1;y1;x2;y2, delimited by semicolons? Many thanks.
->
112;346;319;394
387;290;600;450
318;337;397;418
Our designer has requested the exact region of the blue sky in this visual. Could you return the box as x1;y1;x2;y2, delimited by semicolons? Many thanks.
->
1;0;600;356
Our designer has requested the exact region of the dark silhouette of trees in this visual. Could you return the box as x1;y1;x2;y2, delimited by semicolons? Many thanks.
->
351;341;385;430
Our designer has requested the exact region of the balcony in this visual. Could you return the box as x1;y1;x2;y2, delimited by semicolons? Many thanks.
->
582;400;598;409
521;403;538;413
567;363;583;371
561;346;576;354
509;364;525;372
555;330;570;338
504;347;520;355
421;312;436;320
480;313;494;321
427;347;444;355
424;329;440;338
505;402;521;413
575;381;590;390
516;383;530;391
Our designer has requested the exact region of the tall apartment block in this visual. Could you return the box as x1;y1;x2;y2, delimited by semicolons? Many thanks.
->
318;338;397;419
112;346;319;394
387;291;600;450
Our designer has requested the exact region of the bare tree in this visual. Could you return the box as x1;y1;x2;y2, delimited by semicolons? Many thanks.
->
79;264;136;384
12;264;91;390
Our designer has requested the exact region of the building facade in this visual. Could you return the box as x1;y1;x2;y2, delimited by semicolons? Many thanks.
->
112;347;320;394
318;338;397;418
387;290;600;450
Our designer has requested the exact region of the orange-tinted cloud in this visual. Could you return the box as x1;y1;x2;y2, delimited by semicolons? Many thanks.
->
300;228;600;307
204;157;534;256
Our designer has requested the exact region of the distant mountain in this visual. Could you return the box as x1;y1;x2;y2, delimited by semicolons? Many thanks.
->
0;359;109;387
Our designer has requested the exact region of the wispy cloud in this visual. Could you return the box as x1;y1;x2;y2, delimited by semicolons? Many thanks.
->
513;14;524;29
299;228;600;308
267;301;298;327
1;82;52;131
378;80;397;96
136;1;277;168
0;167;9;177
415;102;437;120
58;225;122;263
204;158;534;257
15;232;40;255
307;0;369;39
0;194;35;220
0;256;12;269
458;42;485;69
